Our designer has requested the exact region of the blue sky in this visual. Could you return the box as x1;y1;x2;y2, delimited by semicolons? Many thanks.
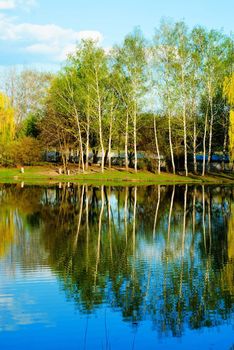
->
0;0;233;70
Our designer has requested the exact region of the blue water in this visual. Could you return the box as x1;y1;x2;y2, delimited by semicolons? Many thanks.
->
0;184;233;349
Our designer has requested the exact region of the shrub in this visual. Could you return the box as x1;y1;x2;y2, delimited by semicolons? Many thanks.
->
13;137;43;165
0;137;43;166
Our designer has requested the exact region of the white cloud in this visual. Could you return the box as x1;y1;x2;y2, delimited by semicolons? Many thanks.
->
0;0;37;10
77;30;103;41
20;0;37;7
25;43;59;55
0;13;103;62
58;43;77;61
0;0;15;9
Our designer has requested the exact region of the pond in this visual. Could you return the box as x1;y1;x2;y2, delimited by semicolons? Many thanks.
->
0;184;233;350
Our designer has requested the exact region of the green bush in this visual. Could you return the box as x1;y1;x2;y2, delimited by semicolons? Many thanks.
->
0;137;43;166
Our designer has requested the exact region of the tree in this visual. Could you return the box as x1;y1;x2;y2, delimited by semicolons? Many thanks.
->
110;56;133;170
202;30;228;172
224;73;234;163
172;22;191;176
68;41;97;170
115;29;148;172
0;92;15;144
40;79;76;172
3;69;52;126
189;27;205;174
70;40;110;173
153;20;178;174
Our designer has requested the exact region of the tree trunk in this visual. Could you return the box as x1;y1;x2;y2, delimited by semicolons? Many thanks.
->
202;108;208;176
207;85;214;172
193;117;197;174
59;139;67;173
182;69;188;176
183;109;188;176
86;113;90;171
168;111;176;174
125;112;129;171
222;117;228;171
74;109;85;172
108;102;113;169
92;150;98;164
61;152;67;174
78;151;81;172
153;115;161;174
95;71;105;173
133;106;137;173
104;149;108;166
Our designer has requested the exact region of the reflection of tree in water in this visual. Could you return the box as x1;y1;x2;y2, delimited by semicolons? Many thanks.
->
0;184;46;266
0;183;233;337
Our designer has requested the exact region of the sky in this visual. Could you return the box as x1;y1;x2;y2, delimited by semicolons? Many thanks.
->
0;0;233;71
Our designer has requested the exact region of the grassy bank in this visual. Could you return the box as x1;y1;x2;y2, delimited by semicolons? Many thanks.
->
0;165;233;186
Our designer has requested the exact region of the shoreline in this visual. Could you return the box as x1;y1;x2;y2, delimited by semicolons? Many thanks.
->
0;165;233;186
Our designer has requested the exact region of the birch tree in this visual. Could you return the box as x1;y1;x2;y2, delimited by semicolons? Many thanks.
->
3;69;52;126
115;29;148;172
72;41;109;173
153;20;178;174
172;22;191;176
189;27;205;174
69;42;97;170
203;30;225;172
110;57;133;170
48;70;85;171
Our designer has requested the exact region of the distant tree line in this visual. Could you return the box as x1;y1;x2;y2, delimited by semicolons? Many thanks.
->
0;19;233;175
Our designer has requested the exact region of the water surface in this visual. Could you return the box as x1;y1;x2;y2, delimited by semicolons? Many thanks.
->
0;184;233;349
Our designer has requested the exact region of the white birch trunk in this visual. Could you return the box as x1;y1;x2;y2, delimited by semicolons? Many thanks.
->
202;108;208;176
207;83;213;172
108;100;113;169
153;115;161;174
168;111;176;174
86;113;90;171
125;112;129;171
95;71;105;173
182;68;188;176
193;117;197;174
74;109;85;172
133;106;137;173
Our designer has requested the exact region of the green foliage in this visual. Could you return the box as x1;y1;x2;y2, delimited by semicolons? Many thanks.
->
0;137;42;166
224;74;234;161
18;113;41;138
0;92;15;144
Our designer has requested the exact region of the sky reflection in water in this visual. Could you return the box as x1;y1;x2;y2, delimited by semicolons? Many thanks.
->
0;184;233;350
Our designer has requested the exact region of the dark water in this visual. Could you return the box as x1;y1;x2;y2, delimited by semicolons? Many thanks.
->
0;183;233;350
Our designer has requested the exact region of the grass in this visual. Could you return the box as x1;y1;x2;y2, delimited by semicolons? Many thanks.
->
0;164;233;186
